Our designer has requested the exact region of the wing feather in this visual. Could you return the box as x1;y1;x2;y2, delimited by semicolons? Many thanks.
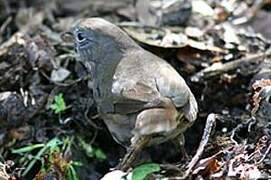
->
155;62;198;122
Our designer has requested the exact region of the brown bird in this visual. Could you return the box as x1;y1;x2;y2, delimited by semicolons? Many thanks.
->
71;18;198;170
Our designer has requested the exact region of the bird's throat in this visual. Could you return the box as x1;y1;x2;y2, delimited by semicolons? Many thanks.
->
91;47;123;114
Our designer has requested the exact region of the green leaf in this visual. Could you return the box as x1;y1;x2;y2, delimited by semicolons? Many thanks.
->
66;165;79;180
93;148;106;160
132;163;160;180
46;137;62;149
78;137;106;160
78;137;94;158
50;93;67;114
12;143;45;154
12;137;63;177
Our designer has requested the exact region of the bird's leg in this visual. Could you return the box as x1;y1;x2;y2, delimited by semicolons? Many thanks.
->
117;135;151;171
173;134;188;160
118;99;179;171
179;134;189;160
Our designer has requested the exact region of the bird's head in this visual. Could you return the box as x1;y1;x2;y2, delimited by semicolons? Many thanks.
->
71;18;139;65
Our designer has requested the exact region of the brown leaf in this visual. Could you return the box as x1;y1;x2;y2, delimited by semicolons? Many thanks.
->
193;154;221;178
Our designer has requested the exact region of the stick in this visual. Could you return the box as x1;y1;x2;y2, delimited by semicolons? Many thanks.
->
191;51;271;82
183;113;217;178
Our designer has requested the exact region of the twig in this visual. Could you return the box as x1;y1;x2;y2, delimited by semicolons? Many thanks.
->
84;97;100;144
0;16;12;35
256;143;271;164
230;117;256;146
191;51;271;82
248;117;256;132
230;125;240;146
182;113;217;178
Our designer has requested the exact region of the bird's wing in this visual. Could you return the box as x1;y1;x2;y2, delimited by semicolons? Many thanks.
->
155;62;198;122
112;79;161;114
112;50;198;122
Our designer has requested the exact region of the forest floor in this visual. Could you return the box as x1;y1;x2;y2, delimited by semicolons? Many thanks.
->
0;0;271;179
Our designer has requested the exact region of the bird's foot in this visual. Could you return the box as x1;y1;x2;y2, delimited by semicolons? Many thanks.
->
116;136;150;171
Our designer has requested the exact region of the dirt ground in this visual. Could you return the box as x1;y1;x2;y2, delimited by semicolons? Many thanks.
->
0;0;271;179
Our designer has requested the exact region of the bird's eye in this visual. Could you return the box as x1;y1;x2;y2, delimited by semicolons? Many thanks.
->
77;32;86;42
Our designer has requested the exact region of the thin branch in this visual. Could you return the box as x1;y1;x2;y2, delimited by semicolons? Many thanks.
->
183;113;217;178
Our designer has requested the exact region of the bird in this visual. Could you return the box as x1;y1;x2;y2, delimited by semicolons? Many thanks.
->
71;17;198;170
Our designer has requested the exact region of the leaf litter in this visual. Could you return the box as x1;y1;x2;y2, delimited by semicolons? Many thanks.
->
0;0;271;179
